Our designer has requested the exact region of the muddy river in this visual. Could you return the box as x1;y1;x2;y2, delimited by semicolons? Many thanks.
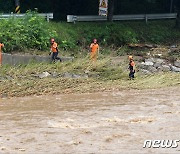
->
0;87;180;153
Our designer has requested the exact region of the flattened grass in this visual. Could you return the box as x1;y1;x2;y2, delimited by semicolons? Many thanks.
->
0;57;179;97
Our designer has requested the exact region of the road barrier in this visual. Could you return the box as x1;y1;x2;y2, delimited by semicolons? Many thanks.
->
0;13;53;22
67;13;177;23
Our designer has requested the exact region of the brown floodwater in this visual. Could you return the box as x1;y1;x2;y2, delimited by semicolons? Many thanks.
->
0;87;180;153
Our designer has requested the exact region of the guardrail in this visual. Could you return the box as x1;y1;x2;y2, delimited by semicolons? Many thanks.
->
67;13;177;23
0;13;53;22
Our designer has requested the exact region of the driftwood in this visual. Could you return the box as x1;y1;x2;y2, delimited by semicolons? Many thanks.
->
128;44;157;49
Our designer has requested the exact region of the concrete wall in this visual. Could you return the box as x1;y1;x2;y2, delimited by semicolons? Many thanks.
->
2;53;73;65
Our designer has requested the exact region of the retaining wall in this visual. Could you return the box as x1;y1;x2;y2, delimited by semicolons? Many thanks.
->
2;53;73;65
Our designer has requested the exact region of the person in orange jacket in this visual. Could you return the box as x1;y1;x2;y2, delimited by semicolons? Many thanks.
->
49;38;62;62
128;56;135;79
90;39;99;62
0;42;4;65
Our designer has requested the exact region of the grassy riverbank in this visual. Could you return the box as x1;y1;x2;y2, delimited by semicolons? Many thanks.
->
0;57;179;97
51;20;180;53
0;14;180;97
1;12;180;55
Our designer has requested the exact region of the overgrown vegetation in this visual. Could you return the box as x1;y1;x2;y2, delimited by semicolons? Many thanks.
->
52;20;180;53
0;12;179;54
0;11;57;52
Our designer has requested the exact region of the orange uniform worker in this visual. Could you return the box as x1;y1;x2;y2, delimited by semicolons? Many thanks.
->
0;42;4;65
90;39;99;62
50;38;62;62
128;56;135;79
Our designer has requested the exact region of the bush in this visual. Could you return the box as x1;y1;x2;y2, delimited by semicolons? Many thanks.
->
74;22;138;47
0;11;57;52
51;20;180;53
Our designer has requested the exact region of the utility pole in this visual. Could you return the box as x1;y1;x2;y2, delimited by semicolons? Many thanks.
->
15;0;20;14
107;0;115;21
170;0;174;13
175;0;180;28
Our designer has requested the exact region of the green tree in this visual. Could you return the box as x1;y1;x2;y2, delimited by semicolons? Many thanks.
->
0;0;177;20
175;0;180;28
107;0;115;21
0;0;14;13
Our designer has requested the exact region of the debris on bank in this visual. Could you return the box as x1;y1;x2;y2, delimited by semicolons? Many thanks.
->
128;43;180;74
138;58;180;74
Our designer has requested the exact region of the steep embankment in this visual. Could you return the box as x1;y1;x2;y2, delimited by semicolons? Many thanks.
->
51;20;180;55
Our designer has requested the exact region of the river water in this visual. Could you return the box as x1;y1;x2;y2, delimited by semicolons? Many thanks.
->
0;87;180;153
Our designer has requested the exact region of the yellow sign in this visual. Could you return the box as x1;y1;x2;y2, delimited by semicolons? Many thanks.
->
15;6;20;14
100;0;107;8
99;0;108;16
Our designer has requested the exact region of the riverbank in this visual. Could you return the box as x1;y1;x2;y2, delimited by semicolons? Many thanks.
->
0;55;179;98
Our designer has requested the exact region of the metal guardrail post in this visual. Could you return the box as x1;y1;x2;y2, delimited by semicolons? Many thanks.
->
145;14;148;24
73;16;77;24
67;15;77;23
47;14;49;22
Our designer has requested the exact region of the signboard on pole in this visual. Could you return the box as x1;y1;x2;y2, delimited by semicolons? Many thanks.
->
99;0;108;16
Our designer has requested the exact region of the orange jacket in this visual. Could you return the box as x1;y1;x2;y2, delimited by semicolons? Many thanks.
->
90;43;99;53
51;42;58;52
130;60;135;66
0;43;4;52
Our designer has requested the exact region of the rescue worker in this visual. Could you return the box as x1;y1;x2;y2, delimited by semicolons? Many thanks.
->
90;39;99;62
49;38;62;62
0;42;4;66
128;56;135;79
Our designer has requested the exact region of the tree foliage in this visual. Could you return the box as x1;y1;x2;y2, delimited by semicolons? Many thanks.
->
0;0;180;20
0;11;57;52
